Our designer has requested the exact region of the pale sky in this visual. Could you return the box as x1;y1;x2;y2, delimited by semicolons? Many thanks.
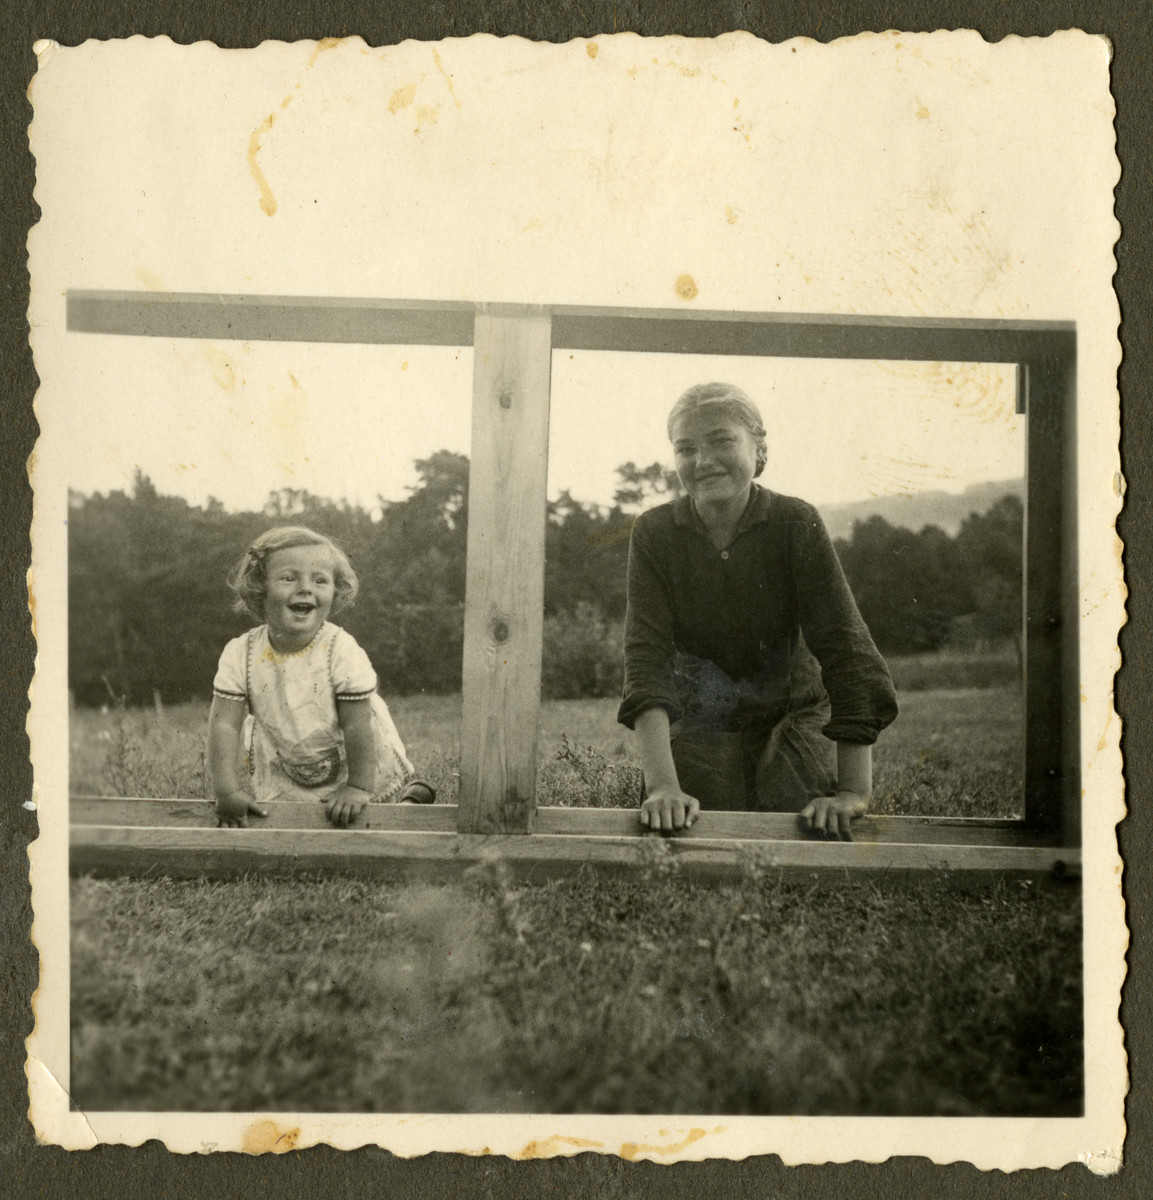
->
32;35;1086;519
61;332;1023;513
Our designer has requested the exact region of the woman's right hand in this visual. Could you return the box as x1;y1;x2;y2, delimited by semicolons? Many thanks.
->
640;787;701;833
214;791;268;829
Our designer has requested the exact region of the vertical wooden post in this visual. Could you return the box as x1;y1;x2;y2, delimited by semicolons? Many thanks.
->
458;306;552;834
1014;361;1029;415
1022;334;1080;846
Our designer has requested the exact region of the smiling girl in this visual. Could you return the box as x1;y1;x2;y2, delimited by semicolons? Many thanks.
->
208;526;433;828
619;383;898;840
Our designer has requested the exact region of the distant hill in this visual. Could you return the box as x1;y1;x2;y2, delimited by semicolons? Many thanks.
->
817;479;1025;542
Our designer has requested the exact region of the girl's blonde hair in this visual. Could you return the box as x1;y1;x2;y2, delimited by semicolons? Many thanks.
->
228;526;359;622
667;382;769;477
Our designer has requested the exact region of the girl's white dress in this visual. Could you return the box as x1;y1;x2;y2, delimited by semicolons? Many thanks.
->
212;622;412;804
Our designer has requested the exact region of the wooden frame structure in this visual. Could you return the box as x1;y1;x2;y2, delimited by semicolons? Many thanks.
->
66;291;1080;881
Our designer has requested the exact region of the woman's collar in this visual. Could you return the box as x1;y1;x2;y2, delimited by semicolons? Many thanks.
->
674;484;773;530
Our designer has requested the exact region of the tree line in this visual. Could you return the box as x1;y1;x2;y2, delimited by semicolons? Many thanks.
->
68;455;1022;705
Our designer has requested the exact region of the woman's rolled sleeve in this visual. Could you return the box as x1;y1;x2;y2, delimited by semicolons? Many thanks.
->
618;516;681;730
791;505;898;745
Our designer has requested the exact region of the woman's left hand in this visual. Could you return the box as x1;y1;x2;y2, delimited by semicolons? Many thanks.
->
799;790;868;841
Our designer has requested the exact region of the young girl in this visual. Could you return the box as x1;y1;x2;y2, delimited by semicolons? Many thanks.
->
208;526;434;828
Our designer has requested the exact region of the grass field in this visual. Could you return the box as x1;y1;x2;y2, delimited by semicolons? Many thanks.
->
69;680;1081;1116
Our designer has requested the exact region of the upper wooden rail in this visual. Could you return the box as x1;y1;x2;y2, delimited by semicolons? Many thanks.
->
67;290;1075;362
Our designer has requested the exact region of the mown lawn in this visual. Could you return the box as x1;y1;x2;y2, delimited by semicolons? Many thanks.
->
71;868;1080;1115
70;680;1079;1115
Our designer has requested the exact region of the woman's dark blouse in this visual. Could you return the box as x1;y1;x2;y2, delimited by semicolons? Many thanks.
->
618;486;898;745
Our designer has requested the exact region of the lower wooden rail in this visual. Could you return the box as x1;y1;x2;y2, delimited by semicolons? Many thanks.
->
71;796;1034;844
69;797;1079;883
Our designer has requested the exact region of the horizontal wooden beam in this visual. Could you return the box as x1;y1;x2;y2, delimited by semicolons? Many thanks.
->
67;290;476;346
66;289;1075;363
69;823;1079;884
72;797;1040;847
551;308;1076;364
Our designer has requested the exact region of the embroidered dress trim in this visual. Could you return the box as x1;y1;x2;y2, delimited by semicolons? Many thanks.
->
280;746;343;789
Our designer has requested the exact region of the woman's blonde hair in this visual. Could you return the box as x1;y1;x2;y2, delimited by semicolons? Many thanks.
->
228;526;359;622
667;382;769;477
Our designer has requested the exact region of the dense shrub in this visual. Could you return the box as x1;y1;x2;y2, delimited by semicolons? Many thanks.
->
541;604;624;700
68;464;1023;704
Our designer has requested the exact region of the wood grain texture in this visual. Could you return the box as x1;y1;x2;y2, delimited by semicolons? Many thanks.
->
71;797;1041;846
551;309;1075;364
67;289;1074;362
67;290;475;346
69;824;1080;884
457;307;552;833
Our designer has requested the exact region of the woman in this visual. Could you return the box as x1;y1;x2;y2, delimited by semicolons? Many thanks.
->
618;382;898;840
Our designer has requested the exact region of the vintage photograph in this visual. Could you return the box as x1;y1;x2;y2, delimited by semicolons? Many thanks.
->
27;33;1123;1165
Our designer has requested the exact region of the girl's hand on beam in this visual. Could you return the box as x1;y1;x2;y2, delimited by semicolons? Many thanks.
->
325;784;370;828
214;792;268;829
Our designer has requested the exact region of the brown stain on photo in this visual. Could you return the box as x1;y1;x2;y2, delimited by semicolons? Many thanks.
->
875;360;1013;430
247;114;278;216
432;47;461;109
390;84;416;113
619;1125;720;1161
1097;708;1114;753
26;566;37;640
587;42;599;59
416;105;440;131
517;1134;602;1159
308;37;340;69
202;346;238;391
675;274;698;301
243;1120;301;1154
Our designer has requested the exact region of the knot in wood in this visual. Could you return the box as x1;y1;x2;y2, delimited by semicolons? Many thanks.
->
498;388;513;409
492;619;510;644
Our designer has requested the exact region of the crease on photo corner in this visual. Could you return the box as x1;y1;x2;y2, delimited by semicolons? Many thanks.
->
33;39;59;68
27;1057;98;1149
1081;1148;1125;1176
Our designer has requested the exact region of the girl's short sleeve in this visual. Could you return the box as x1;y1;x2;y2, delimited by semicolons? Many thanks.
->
331;629;378;701
212;633;249;703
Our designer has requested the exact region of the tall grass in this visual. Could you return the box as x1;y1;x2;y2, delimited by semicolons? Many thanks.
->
885;645;1021;693
73;685;1024;818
